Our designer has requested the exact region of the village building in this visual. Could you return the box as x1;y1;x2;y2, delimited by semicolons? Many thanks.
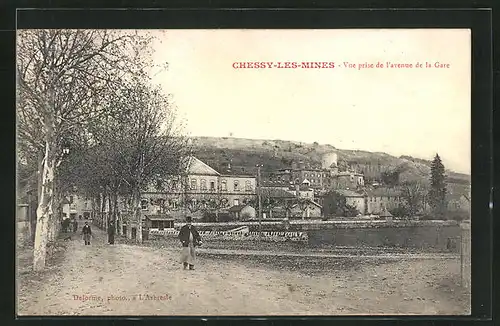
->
365;187;402;214
334;189;366;215
290;199;322;219
140;156;257;220
144;215;175;231
334;171;365;189
269;152;365;193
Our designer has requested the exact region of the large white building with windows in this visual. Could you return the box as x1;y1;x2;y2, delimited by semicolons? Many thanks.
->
140;156;257;220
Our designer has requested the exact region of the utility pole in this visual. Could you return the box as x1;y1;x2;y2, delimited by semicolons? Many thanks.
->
256;164;263;234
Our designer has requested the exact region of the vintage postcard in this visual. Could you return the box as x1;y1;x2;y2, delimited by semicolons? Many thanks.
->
16;29;471;316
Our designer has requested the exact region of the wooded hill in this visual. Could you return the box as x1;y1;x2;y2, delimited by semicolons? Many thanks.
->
190;136;470;186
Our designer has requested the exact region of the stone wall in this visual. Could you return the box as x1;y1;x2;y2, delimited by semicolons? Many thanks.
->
307;222;461;252
155;220;461;250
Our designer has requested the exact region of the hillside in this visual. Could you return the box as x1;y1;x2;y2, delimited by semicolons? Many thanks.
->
190;137;470;185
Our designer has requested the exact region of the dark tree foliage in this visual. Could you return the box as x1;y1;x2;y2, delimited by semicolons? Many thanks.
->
322;191;359;217
428;154;447;217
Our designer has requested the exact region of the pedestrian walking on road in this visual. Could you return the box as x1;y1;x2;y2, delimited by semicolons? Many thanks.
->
82;221;92;245
108;220;115;244
73;218;78;233
178;216;202;270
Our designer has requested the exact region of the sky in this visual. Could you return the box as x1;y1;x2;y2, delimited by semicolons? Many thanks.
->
149;29;471;174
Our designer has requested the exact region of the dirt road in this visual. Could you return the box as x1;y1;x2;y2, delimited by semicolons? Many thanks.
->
17;228;470;316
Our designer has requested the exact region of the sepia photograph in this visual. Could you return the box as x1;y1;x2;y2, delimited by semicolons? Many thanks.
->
16;28;471;316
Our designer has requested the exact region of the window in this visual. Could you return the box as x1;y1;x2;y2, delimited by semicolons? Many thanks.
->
141;200;148;210
69;196;74;203
152;221;159;228
234;180;240;191
158;221;165;231
221;180;227;191
210;181;215;191
190;179;197;190
245;180;252;191
201;179;207;190
305;173;308;177
233;199;239;206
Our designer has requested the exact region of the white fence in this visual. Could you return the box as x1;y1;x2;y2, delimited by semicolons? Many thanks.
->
149;229;308;242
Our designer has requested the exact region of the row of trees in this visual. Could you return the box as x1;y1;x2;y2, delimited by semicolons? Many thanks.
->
17;29;187;271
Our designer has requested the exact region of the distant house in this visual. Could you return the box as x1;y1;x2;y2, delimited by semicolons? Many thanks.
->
334;189;366;214
61;197;71;220
335;171;365;189
290;200;322;219
228;205;256;220
379;207;393;220
446;184;471;213
365;187;402;214
447;194;470;214
290;184;315;200
145;215;175;230
141;155;257;220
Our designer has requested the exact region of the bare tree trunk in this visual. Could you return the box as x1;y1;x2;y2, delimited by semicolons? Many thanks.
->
113;192;119;235
135;152;145;243
33;140;56;271
108;194;113;231
102;193;107;231
133;189;143;243
48;191;60;242
126;215;132;239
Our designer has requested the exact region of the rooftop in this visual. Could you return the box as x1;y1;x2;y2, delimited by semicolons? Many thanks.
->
365;187;402;197
220;174;255;178
228;204;253;212
337;171;364;176
260;187;296;198
145;214;175;221
335;189;364;197
292;199;322;209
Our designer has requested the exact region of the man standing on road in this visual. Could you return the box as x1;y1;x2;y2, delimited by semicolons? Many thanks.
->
108;220;115;245
82;221;92;245
178;216;202;270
